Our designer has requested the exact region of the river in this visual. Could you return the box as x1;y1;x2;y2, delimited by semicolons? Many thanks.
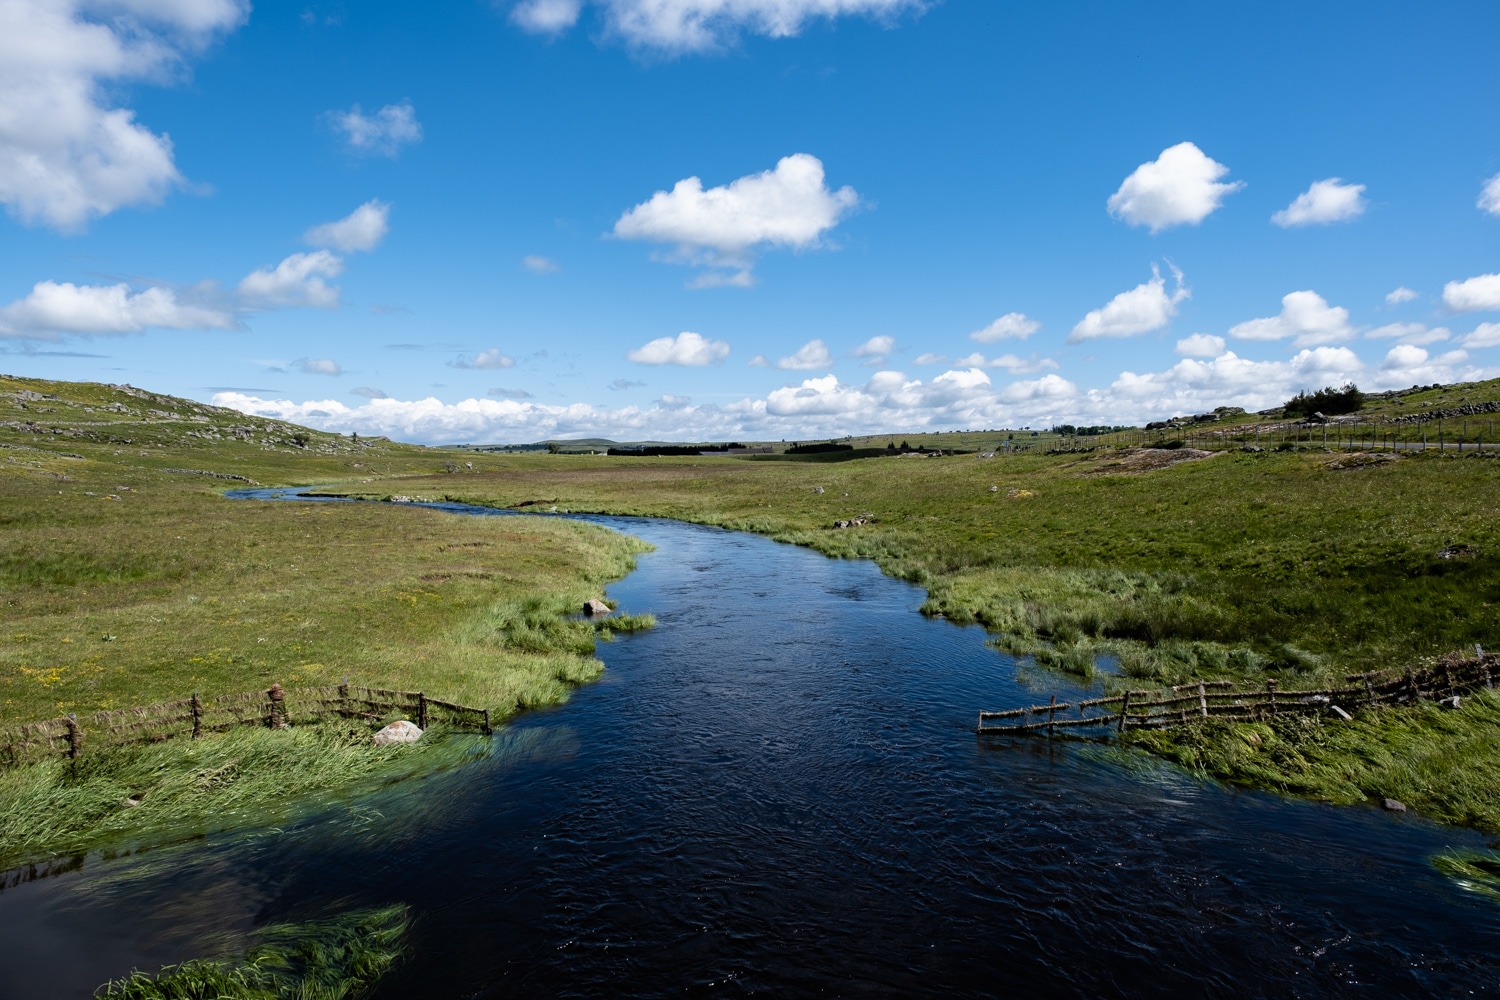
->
2;496;1497;997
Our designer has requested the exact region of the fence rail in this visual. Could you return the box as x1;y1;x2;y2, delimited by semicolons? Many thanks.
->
0;680;492;767
977;651;1496;736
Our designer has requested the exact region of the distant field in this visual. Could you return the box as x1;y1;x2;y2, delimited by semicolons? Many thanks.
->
0;374;648;725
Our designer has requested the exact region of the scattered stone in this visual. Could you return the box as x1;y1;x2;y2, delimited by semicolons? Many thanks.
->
583;598;611;616
1440;695;1462;711
373;720;423;745
1241;445;1264;452
1438;544;1477;560
1329;704;1352;721
1383;798;1407;813
122;797;140;808
988;485;999;492
813;486;825;494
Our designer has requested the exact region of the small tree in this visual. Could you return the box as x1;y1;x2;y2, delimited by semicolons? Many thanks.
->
1284;383;1364;418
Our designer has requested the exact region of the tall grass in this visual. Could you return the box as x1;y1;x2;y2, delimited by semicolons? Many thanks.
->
0;724;491;871
98;903;409;999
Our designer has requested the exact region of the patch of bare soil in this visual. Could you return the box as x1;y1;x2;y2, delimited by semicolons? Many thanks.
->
1081;447;1216;476
1325;452;1401;471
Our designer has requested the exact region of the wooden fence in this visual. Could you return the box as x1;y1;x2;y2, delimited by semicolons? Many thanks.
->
977;651;1497;736
0;680;492;768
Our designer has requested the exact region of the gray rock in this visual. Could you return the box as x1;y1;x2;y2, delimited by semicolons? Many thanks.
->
583;598;611;616
373;720;423;745
1382;798;1407;812
1440;695;1462;711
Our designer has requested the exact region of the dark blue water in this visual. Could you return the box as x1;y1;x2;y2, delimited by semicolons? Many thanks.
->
3;495;1498;998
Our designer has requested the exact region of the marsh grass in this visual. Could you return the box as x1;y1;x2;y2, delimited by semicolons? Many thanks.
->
1127;689;1500;832
98;903;409;999
0;723;492;871
1432;849;1500;904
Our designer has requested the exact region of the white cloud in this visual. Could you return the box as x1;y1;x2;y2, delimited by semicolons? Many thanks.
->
1385;286;1418;305
852;335;895;365
0;280;234;338
1109;348;1365;414
777;339;833;370
612;153;858;281
1227;290;1355;347
1175;333;1225;357
1443;273;1500;313
304;200;390;253
1107;142;1242;233
328;101;422;157
953;352;1058;374
913;352;944;365
238;251;343;309
296;357;341;376
627;331;730;366
511;0;583;32
688;269;755;288
1365;322;1450;346
969;312;1040;342
511;0;923;53
1480;173;1500;218
747;354;769;367
450;349;516;370
1069;264;1188;342
0;0;248;231
522;255;560;274
1271;178;1367;227
353;386;388;398
1464;323;1500;349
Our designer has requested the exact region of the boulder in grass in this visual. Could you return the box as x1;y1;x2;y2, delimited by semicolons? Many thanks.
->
373;720;423;746
583;599;611;616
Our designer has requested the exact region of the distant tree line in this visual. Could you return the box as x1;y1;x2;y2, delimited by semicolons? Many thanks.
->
1284;383;1364;418
608;443;745;457
1050;424;1130;436
787;442;854;454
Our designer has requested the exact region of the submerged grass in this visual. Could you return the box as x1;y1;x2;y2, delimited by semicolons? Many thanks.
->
1126;689;1500;832
98;903;409;999
0;723;493;871
1432;849;1500;904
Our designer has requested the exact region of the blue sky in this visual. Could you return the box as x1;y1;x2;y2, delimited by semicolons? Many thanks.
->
2;0;1499;443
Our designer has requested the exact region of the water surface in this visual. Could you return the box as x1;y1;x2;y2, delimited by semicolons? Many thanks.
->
2;497;1496;998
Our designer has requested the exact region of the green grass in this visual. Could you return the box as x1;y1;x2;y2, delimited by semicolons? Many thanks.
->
0;723;493;871
98;903;408;999
1126;690;1500;832
1433;848;1500;904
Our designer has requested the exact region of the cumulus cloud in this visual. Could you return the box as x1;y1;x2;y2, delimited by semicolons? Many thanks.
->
953;353;1058;374
296;357;341;376
1365;322;1450;346
489;386;535;399
522;255;560;274
1175;333;1225;357
1386;286;1418;305
777;339;833;370
1271;178;1367;227
511;0;583;32
1069;264;1188;342
913;352;944;365
969;312;1040;342
1107;142;1242;233
1464;323;1500;349
0;0;248;231
509;0;923;53
238;251;343;308
327;101;422;157
304;200;390;253
851;335;895;365
0;280;235;338
1480;173;1500;218
451;349;516;370
613;153;858;282
1227;290;1355;347
353;386;389;398
1443;273;1500;313
627;331;730;366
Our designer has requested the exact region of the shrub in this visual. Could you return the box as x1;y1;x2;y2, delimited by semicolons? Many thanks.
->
1284;383;1364;418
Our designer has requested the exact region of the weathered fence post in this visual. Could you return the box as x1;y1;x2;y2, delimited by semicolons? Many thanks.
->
1117;690;1132;733
266;683;286;729
1267;679;1278;717
191;692;203;739
1047;695;1056;737
339;677;349;719
1197;681;1208;718
482;708;492;735
1362;674;1375;704
418;692;428;730
65;713;82;760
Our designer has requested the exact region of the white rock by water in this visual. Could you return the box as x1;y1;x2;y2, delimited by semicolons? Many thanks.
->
373;720;423;745
583;598;611;616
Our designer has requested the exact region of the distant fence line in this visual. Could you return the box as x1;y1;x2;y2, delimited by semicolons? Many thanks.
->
0;681;492;768
978;651;1496;736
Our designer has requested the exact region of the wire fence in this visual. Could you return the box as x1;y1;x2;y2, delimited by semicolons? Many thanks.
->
0;680;492;768
978;650;1496;736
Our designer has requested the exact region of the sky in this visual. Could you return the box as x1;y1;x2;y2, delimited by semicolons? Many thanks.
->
2;0;1499;444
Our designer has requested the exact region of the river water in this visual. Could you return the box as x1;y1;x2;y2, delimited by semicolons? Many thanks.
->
2;497;1498;998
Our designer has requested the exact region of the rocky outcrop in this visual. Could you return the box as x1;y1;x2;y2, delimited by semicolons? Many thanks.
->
373;720;423;745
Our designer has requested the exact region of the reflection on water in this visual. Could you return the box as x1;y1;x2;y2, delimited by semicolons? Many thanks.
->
2;497;1497;998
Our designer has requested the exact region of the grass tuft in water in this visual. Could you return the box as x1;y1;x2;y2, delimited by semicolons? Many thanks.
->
1432;849;1500;904
98;903;409;999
